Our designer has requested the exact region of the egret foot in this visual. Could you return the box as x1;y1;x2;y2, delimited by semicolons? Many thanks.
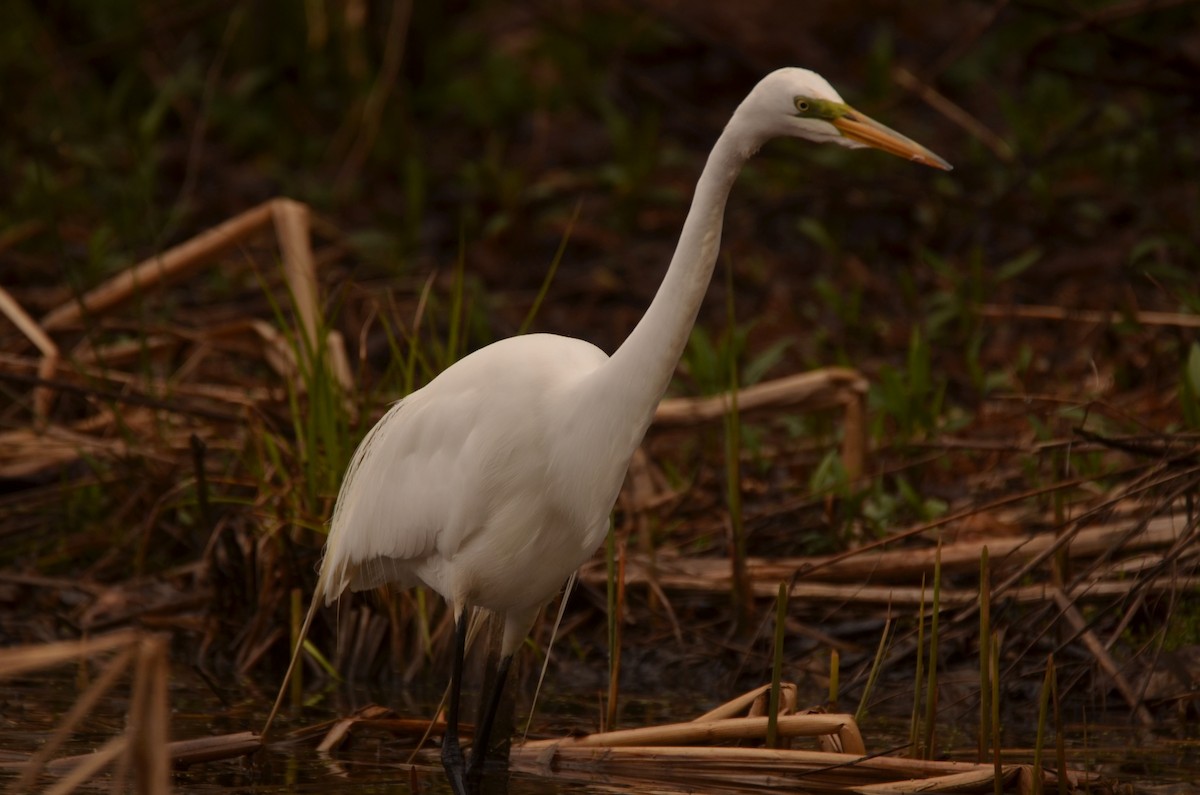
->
465;653;512;792
441;734;470;795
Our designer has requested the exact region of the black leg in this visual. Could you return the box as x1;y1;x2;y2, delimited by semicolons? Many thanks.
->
466;653;512;790
441;610;470;795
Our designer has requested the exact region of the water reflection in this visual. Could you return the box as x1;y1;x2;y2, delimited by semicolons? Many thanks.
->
3;667;1198;793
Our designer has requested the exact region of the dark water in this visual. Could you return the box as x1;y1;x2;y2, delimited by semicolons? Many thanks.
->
3;667;1197;793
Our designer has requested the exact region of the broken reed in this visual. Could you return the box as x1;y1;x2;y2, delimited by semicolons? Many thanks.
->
828;648;839;709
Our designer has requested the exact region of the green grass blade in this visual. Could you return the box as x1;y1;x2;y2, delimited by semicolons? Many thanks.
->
767;582;787;749
979;545;991;764
519;200;581;335
922;536;942;758
855;615;892;724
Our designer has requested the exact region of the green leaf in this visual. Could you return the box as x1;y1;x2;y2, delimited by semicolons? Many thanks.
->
743;336;794;386
797;216;837;254
1187;342;1200;395
996;247;1042;282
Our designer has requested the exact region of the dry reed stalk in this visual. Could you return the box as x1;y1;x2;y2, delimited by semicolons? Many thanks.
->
318;715;368;753
510;743;1071;793
853;765;1020;793
43;732;264;777
592;561;1196;607
1049;587;1155;726
128;636;171;794
69;333;180;368
841;383;866;480
40;202;277;331
0;429;127;480
0;350;269;412
621;446;680;624
0;571;107;596
29;196;350;401
0;405;214;480
0;425;130;480
1;631;175;795
0;198;358;487
519;713;866;754
278;704;453;747
582;511;1188;593
6;646;138;792
762;513;1181;581
0;284;59;418
62;317;307;391
0;630;139;677
270;199;353;392
41;737;127;795
272;200;320;357
653;368;866;425
693;682;797;722
980;303;1200;329
160;732;261;769
822;574;1200;605
654;367;868;479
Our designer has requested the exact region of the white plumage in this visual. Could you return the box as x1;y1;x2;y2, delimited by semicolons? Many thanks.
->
320;334;625;655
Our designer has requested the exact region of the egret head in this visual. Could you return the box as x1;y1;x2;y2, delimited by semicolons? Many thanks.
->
732;67;951;170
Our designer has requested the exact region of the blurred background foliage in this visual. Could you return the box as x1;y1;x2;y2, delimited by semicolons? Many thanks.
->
5;0;1197;387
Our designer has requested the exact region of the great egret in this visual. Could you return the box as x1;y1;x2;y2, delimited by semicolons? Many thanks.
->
264;67;949;794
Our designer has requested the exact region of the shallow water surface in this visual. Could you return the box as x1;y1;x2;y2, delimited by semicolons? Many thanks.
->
3;666;1197;793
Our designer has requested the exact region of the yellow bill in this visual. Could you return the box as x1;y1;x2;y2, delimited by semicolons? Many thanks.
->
833;110;952;171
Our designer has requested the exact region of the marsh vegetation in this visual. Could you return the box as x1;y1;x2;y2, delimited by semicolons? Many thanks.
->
2;1;1198;792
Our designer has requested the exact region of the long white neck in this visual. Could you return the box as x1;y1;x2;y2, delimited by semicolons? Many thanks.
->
597;122;752;434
